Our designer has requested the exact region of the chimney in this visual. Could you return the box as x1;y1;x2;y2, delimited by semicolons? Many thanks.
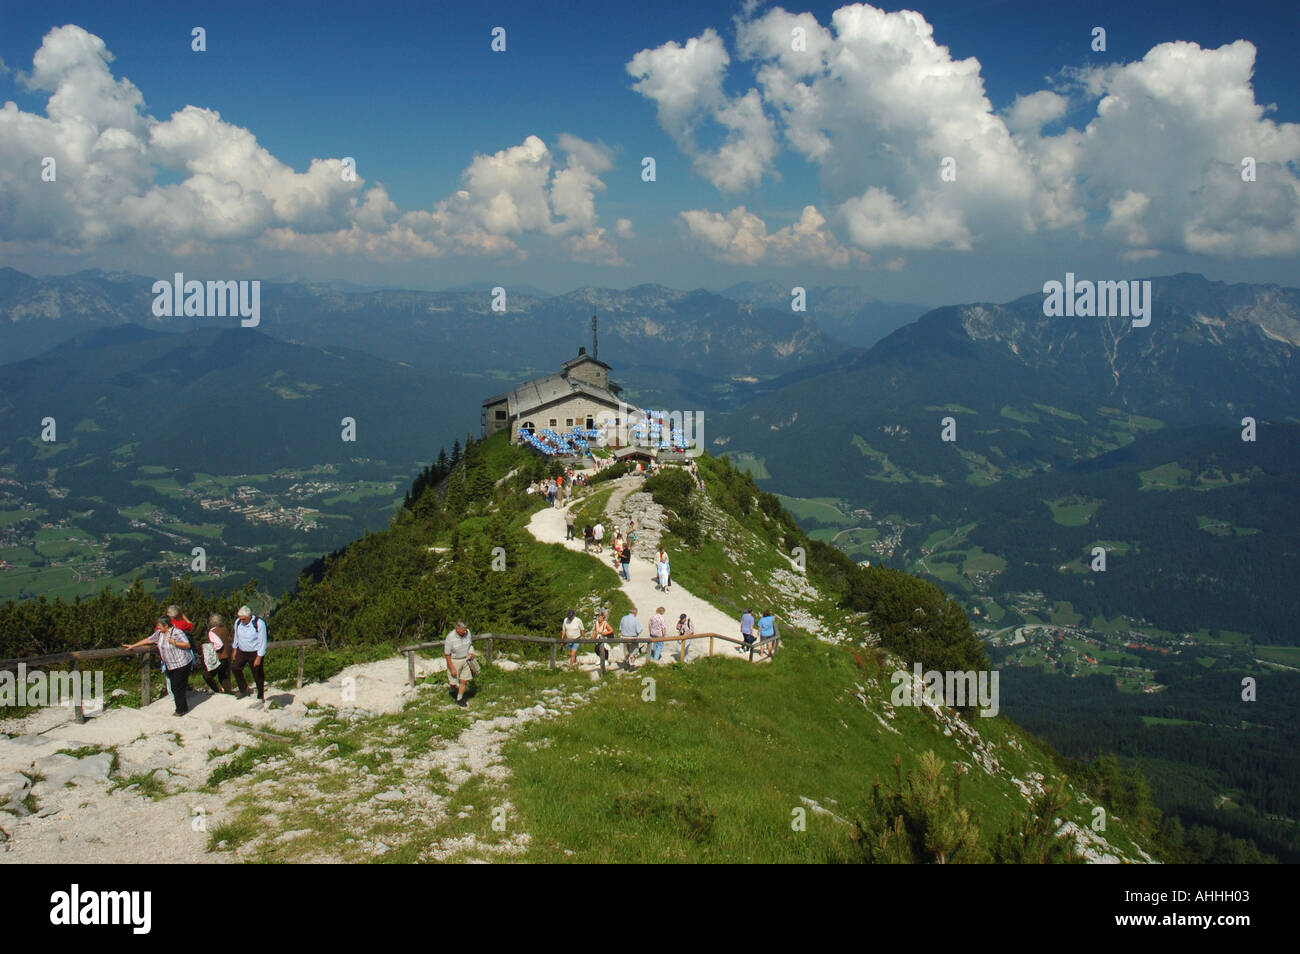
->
578;346;586;356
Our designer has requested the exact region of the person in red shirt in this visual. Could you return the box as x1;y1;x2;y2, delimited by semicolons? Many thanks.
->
167;605;199;694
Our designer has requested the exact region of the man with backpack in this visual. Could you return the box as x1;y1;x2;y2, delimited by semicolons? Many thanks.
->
231;605;269;707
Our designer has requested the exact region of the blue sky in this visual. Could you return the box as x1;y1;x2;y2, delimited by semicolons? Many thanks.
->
2;0;1297;304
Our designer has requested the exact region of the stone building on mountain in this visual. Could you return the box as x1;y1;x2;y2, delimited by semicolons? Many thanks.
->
481;347;624;442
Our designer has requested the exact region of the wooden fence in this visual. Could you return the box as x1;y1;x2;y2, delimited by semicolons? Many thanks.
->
0;639;321;724
0;624;782;724
398;629;780;685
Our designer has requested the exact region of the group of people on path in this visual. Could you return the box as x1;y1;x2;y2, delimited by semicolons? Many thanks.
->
437;598;777;711
528;468;595;507
122;605;269;716
564;509;663;588
561;605;694;670
527;477;566;507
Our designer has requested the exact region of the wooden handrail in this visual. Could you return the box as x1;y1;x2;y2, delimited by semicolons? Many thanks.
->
0;638;320;670
399;631;780;683
0;639;324;723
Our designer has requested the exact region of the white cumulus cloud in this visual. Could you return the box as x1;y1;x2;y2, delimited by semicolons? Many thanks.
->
680;204;869;266
0;25;623;265
633;4;1300;262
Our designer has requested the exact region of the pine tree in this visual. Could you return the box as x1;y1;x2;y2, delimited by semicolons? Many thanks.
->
993;779;1082;863
852;753;984;863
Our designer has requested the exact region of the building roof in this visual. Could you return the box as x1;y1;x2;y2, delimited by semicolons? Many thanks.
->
613;446;656;461
561;352;612;372
482;371;622;417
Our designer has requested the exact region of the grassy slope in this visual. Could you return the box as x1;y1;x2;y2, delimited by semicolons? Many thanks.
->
503;638;1148;862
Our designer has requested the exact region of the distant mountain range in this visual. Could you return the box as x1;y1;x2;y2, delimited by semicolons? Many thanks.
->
1;268;900;412
716;273;1300;496
719;280;929;348
0;324;479;471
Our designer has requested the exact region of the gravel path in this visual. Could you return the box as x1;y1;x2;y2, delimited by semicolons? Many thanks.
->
528;479;754;665
0;653;456;862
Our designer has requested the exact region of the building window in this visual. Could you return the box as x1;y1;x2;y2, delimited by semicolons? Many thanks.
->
494;410;507;420
549;418;557;427
565;418;574;427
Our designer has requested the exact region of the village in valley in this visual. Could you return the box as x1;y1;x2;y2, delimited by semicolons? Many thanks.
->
0;460;402;602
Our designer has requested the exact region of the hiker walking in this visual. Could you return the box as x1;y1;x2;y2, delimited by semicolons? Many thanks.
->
658;548;670;590
592;610;614;667
739;608;755;654
444;620;475;707
619;542;632;580
757;610;778;658
167;604;196;693
676;613;694;662
583;524;594;552
123;617;193;716
207;613;233;693
618;608;643;670
648;607;667;662
593;520;604;553
565;509;576;541
562;609;585;669
231;606;268;707
656;548;670;592
194;613;229;693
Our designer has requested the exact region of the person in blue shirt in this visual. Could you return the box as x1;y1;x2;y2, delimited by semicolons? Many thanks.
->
618;608;643;671
739;609;755;654
231;606;269;706
757;611;778;658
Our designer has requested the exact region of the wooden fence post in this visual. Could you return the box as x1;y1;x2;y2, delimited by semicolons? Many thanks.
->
407;650;416;687
297;646;306;689
549;640;557;669
709;634;714;657
485;637;493;665
141;652;150;705
71;658;85;724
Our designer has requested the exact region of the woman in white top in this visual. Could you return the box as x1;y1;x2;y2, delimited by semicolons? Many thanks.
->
561;610;585;668
202;613;232;693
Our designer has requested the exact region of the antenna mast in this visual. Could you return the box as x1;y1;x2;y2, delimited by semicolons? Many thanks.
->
592;313;598;360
